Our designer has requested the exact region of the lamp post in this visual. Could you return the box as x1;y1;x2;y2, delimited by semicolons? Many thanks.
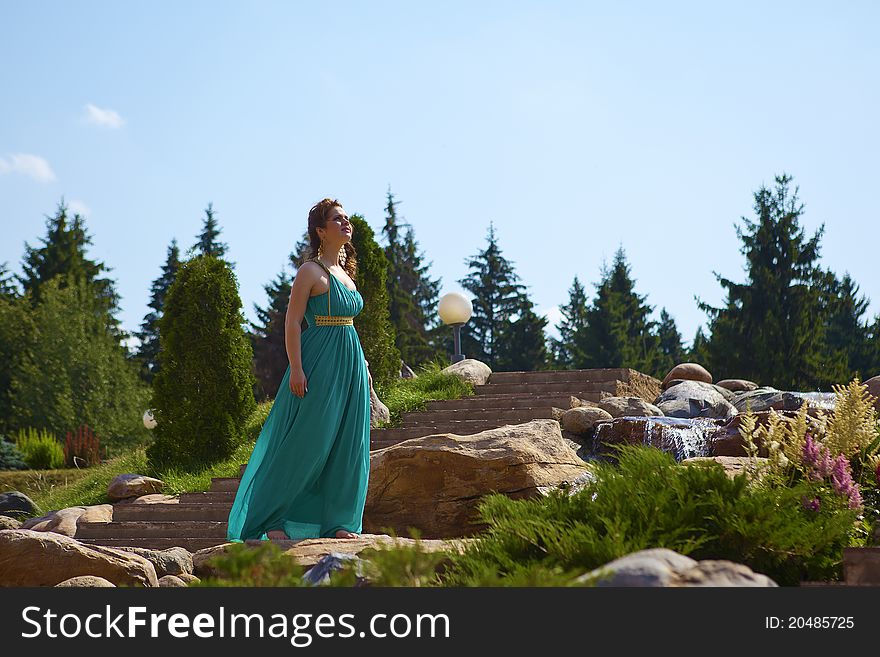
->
438;292;473;363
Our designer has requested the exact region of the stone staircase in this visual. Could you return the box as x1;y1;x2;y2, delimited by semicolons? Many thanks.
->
75;368;659;551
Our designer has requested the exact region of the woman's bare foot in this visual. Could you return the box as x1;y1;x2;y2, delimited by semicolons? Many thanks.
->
267;529;289;540
335;529;358;539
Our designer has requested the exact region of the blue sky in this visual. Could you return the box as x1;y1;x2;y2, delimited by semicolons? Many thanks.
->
1;1;878;353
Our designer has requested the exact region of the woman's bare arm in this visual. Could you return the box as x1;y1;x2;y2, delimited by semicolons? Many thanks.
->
285;263;319;369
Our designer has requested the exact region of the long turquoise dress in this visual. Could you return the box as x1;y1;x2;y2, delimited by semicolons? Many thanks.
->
226;259;371;541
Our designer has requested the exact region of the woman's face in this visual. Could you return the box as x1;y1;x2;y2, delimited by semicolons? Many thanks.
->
322;205;353;242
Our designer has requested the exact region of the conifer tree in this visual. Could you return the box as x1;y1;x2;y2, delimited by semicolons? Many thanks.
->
249;269;293;401
458;222;527;369
0;263;19;298
688;326;711;365
655;308;686;377
495;295;550;371
699;174;827;389
190;202;234;267
381;190;441;368
578;247;660;373
18;199;125;340
135;239;182;383
550;276;590;368
821;271;874;382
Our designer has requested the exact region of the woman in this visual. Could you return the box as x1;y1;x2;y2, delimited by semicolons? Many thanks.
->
226;198;372;541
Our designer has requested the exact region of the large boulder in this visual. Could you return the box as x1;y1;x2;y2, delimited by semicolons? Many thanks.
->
369;387;391;427
110;546;193;578
0;529;158;587
0;491;38;519
441;359;491;386
597;397;663;418
20;504;112;537
55;575;116;587
729;388;805;413
661;363;712;390
0;516;22;530
576;548;776;587
364;419;589;538
561;407;613;436
655;380;738;420
716;379;759;393
107;474;164;502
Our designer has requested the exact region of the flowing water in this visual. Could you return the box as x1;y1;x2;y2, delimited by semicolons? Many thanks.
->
790;392;837;411
592;416;720;462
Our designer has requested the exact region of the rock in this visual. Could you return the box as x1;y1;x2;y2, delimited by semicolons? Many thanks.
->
716;379;759;393
597;397;663;418
302;552;363;586
176;572;200;584
107;474;164;502
661;363;712;390
674;560;777;587
370;387;391;427
561;407;614;435
21;504;113;537
55;575;116;587
158;575;188;587
442;359;491;386
192;544;238;579
550;407;566;421
0;491;38;519
577;548;698;586
711;410;825;457
364;419;590;537
114;493;179;505
864;376;880;412
400;361;416;379
0;515;22;530
576;548;777;587
280;534;474;567
111;546;193;577
655;380;738;419
681;456;769;478
729;388;804;413
0;529;158;587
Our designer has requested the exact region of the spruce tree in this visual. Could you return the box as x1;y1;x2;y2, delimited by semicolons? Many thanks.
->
381;190;440;368
688;326;711;365
18;199;125;340
495;295;550;371
699;174;827;389
190;202;234;266
249;269;293;401
820;271;874;382
550;276;590;368
0;263;19;298
578;247;660;374
655;308;686;377
135;239;181;383
458;222;527;369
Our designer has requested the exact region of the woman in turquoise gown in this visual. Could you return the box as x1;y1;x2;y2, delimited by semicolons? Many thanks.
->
226;199;371;542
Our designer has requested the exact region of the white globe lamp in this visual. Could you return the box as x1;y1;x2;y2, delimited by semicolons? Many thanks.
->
143;409;157;430
438;292;473;363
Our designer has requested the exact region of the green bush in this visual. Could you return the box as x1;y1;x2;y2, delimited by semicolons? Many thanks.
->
15;428;65;470
442;445;861;586
147;255;257;471
0;436;28;470
189;541;309;587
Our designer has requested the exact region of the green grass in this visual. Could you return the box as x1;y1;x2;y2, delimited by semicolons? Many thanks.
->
5;365;473;517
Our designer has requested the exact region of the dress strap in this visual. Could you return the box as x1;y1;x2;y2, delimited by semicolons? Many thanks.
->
309;257;333;318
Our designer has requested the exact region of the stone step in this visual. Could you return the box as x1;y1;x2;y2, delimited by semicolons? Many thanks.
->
485;368;635;384
475;382;618;396
399;406;558;425
178;492;235;505
76;521;228;539
210;477;240;492
112;503;232;522
843;547;880;585
423;394;602;410
370;421;523;444
77;537;232;552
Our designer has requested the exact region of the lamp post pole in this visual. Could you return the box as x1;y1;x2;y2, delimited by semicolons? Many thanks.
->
452;322;465;363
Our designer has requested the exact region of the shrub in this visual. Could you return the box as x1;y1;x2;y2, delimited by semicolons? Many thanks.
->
64;423;104;468
147;255;257;472
15;427;65;470
0;436;28;470
441;445;861;586
189;541;308;587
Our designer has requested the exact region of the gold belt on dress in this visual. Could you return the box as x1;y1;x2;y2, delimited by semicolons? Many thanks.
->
314;315;354;326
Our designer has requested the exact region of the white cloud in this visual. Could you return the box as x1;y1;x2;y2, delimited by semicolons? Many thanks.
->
0;153;57;182
68;199;91;217
84;103;125;129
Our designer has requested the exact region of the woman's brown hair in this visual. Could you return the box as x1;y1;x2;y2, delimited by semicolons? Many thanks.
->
305;197;358;280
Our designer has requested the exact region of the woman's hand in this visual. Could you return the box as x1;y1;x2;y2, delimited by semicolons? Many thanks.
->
290;367;308;397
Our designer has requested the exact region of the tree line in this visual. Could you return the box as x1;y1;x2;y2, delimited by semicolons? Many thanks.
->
1;174;878;451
